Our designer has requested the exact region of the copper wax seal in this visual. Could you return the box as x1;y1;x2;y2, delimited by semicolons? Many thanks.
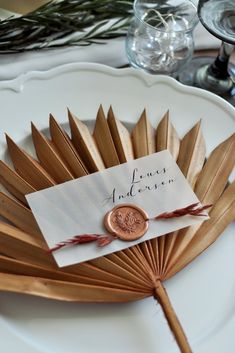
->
104;204;149;241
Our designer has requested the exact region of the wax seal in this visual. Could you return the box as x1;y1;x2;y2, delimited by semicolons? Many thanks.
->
104;204;149;241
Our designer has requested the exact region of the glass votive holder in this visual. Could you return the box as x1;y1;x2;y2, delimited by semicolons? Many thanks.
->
126;0;199;76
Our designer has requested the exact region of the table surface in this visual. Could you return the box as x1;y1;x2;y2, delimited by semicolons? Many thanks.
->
120;49;235;68
195;49;235;63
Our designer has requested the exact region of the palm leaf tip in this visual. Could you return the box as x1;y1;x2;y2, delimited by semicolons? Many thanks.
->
156;111;180;160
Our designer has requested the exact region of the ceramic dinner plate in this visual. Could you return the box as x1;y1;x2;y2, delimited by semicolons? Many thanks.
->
0;63;234;353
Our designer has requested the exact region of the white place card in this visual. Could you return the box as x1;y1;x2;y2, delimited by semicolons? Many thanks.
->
26;150;208;267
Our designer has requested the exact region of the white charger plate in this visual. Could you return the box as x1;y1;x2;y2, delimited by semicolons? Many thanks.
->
0;63;235;353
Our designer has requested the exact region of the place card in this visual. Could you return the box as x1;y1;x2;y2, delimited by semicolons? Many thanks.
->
26;150;208;267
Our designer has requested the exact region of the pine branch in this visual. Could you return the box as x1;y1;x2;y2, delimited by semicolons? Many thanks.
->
0;0;134;53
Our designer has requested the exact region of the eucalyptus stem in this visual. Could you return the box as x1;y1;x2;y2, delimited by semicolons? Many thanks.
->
0;0;134;53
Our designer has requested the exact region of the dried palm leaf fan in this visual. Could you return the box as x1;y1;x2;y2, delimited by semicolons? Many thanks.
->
0;105;234;353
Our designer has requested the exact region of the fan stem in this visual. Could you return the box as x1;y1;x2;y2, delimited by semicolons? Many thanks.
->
154;281;193;353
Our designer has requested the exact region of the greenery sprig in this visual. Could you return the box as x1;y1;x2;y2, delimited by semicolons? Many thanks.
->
0;0;134;53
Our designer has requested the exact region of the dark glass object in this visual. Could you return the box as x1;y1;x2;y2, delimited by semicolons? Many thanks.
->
179;0;235;106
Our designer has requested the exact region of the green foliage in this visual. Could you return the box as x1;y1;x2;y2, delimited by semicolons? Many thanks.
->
0;0;134;53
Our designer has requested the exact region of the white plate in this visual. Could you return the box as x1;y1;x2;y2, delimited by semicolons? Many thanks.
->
0;63;235;353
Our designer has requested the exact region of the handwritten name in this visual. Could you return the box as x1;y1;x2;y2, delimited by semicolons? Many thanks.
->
131;167;166;183
103;166;174;204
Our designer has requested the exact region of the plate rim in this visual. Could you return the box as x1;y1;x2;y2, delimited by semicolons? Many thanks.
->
0;62;234;119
